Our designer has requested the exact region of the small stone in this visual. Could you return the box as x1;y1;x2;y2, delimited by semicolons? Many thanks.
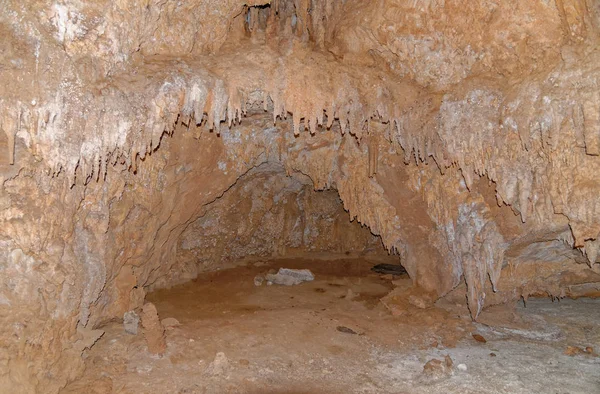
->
409;294;433;309
565;346;582;356
472;333;487;343
489;352;497;357
565;345;598;357
161;317;180;329
336;326;358;335
457;363;467;371
205;352;230;376
123;310;140;335
239;359;250;366
422;355;453;379
254;275;265;286
444;355;453;369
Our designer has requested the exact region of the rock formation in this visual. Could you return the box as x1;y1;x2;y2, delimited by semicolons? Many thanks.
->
0;1;599;392
140;302;166;355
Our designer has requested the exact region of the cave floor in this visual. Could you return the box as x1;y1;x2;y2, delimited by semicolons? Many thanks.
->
62;259;600;394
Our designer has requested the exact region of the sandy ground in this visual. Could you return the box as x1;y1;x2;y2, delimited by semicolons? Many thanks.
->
61;259;600;394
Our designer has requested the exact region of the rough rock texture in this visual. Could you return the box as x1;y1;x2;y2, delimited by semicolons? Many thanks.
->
170;163;388;287
140;302;166;355
123;310;140;335
0;0;600;392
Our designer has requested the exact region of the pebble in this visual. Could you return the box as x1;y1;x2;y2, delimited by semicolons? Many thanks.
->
254;275;265;286
161;317;180;328
457;363;468;371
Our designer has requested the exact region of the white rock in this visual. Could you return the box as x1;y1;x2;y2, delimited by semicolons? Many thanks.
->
254;274;265;286
123;310;140;335
265;268;315;286
205;352;230;376
457;363;468;371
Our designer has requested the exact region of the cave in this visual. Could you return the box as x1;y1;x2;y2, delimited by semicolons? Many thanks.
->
1;1;600;393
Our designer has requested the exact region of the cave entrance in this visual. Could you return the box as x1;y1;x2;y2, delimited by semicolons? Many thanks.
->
169;162;401;282
146;161;406;321
61;137;600;394
121;161;416;392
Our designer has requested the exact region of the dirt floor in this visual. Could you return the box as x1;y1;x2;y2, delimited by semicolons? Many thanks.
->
61;259;600;394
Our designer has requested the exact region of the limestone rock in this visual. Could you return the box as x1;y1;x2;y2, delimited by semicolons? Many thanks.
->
422;355;454;380
1;0;600;391
141;303;166;355
205;352;230;376
254;275;265;287
123;311;140;335
161;317;181;329
265;268;315;286
73;327;105;353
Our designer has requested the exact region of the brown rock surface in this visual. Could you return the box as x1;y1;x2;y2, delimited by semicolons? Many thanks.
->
0;1;599;392
141;302;166;355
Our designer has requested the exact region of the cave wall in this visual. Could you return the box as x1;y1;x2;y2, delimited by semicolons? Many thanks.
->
169;163;389;289
1;0;600;392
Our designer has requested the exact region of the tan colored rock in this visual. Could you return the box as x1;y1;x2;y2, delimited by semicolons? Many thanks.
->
141;303;166;355
205;352;230;377
422;355;454;379
161;317;181;329
1;0;600;391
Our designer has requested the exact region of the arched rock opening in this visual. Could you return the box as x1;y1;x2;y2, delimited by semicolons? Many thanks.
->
160;162;396;290
1;0;600;392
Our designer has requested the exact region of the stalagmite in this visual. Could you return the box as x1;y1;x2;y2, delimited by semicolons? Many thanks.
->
141;303;166;355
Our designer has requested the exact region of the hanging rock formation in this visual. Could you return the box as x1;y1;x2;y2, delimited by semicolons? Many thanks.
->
0;1;599;392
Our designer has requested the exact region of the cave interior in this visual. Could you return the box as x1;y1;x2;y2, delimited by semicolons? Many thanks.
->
1;1;600;393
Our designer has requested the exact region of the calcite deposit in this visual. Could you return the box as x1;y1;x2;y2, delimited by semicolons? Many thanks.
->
0;1;599;392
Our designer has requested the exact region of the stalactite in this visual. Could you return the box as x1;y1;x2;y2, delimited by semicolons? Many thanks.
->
3;114;17;165
368;128;379;178
1;1;598;329
582;94;600;155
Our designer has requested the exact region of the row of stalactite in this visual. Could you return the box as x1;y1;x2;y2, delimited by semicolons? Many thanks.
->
1;45;599;318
